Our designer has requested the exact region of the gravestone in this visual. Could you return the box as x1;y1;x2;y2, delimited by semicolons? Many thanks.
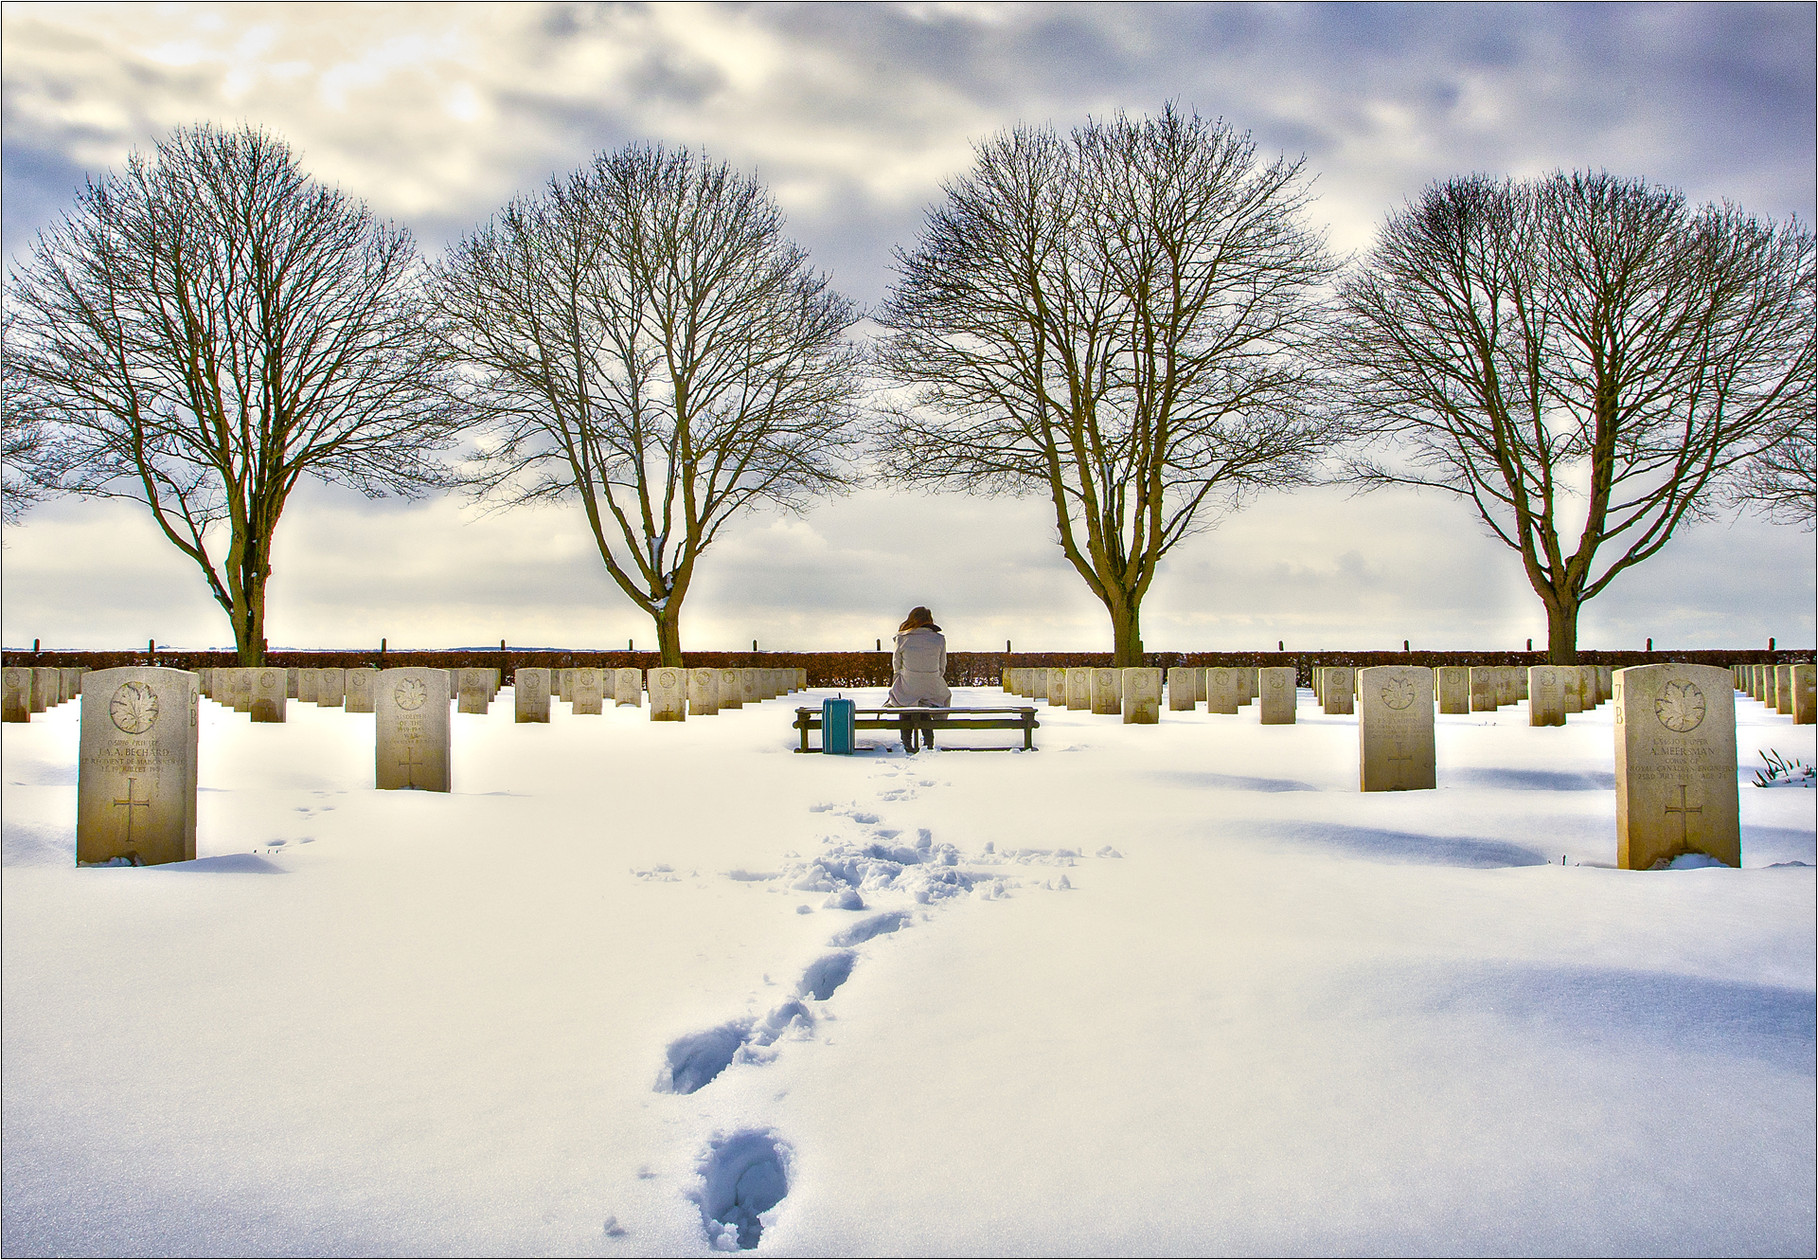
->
375;668;451;792
718;668;744;710
648;667;687;721
3;667;31;722
1194;668;1208;702
1258;667;1295;724
298;669;320;705
62;666;85;699
1205;667;1240;715
1469;668;1498;712
285;668;299;700
318;667;346;709
457;669;493;715
1614;663;1739;869
1046;668;1067;706
739;669;762;706
1237;667;1257;708
1792;664;1815;725
1528;666;1566;726
31;666;57;712
1122;668;1162;724
251;668;287;723
1167;666;1198;711
1066;668;1092;710
689;668;720;716
229;668;254;713
77;667;199;866
614;667;643;708
515;668;551;723
1323;667;1355;716
1090;667;1122;716
1435;666;1469;715
571;668;605;715
796;669;807;691
1358;666;1436;792
1562;667;1584;714
1776;665;1794;716
345;668;377;713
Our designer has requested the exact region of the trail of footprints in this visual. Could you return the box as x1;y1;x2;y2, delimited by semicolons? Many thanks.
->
657;764;1107;1250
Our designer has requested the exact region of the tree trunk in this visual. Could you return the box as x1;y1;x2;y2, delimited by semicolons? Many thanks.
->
1543;595;1580;665
232;547;270;665
654;603;685;668
1106;589;1145;667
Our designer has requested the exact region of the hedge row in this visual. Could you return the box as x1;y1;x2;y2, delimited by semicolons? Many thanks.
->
5;645;1811;689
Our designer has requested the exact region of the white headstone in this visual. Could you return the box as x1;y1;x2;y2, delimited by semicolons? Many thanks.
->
1046;668;1067;706
515;668;551;723
1528;666;1566;726
613;667;642;707
689;667;720;716
31;666;56;712
1469;667;1498;712
375;668;451;792
344;667;377;714
718;668;744;709
1090;667;1121;716
1066;668;1091;710
1205;667;1240;715
1322;667;1355;716
77;667;199;866
251;668;287;723
1358;666;1436;792
570;667;605;715
1123;668;1162;723
1435;666;1470;715
1237;667;1258;707
1167;667;1198;711
318;667;346;709
1614;664;1739;869
1257;667;1295;724
1792;664;1815;725
648;667;687;721
297;668;320;705
2;667;30;722
457;669;492;715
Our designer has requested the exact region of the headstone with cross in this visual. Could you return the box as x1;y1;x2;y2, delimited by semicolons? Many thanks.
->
1089;667;1122;716
1614;663;1738;869
1793;664;1815;725
2;667;30;722
1775;665;1795;716
31;666;59;713
1258;666;1296;725
297;669;320;705
251;668;287;723
648;667;688;721
317;667;346;709
77;667;199;865
616;667;644;708
1358;666;1436;792
688;667;720;716
515;667;552;723
1045;667;1067;707
375;668;451;792
1237;667;1258;708
344;667;377;714
1122;667;1163;724
717;668;744;710
1528;666;1567;727
570;667;605;715
1323;667;1356;716
1167;667;1199;712
1205;667;1241;715
1434;666;1469;715
456;669;493;715
1468;667;1498;712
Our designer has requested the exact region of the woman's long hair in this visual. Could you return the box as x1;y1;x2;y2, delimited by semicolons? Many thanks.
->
899;606;941;633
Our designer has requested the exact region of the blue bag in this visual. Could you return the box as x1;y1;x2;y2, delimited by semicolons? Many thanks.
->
822;697;856;755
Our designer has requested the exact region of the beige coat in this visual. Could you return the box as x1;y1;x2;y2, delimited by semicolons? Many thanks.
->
886;627;951;707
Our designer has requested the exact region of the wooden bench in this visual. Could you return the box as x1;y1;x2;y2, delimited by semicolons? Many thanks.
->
792;706;1039;753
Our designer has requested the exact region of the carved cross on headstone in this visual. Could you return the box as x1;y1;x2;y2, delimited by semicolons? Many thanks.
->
1663;783;1702;845
113;776;153;845
398;745;428;789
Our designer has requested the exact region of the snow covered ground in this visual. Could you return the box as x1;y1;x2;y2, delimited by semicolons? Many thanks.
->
4;681;1814;1257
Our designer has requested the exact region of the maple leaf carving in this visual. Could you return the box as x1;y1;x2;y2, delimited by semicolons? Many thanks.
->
1379;676;1417;711
109;682;160;734
1654;681;1707;733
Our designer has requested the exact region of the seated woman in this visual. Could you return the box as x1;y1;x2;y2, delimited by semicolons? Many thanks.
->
885;606;951;752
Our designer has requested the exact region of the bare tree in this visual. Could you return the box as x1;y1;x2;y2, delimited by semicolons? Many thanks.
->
7;124;463;661
1730;419;1815;530
432;144;863;665
1332;171;1815;661
1;310;59;530
872;106;1344;664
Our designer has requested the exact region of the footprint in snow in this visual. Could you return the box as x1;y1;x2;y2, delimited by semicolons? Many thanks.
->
694;1130;791;1252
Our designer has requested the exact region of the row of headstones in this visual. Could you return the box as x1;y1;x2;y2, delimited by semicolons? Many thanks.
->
1012;661;1767;869
1;666;90;721
190;665;808;724
1737;662;1817;723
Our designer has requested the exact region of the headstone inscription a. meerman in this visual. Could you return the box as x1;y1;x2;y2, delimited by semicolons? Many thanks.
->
515;668;551;723
689;668;720;716
1258;667;1295;725
77;667;199;866
1357;666;1436;792
1614;664;1738;869
648;667;687;721
251;668;287;723
2;667;30;722
1123;668;1162;724
1205;667;1240;715
375;668;451;792
344;668;377;713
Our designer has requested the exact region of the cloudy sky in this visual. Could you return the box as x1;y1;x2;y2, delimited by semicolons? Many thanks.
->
3;2;1813;655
